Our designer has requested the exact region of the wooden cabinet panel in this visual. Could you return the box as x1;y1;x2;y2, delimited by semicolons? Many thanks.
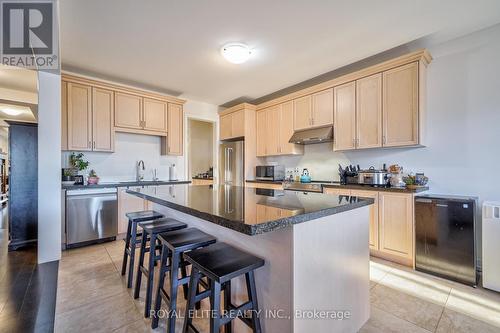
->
323;187;352;196
143;98;167;133
256;110;267;157
220;114;232;140
67;82;92;151
351;190;379;251
356;73;382;149
333;81;356;151
268;106;281;156
61;81;68;150
312;88;333;127
92;87;114;152
191;178;214;186
383;62;418;147
280;101;303;155
293;95;312;130
231;110;245;138
379;192;413;260
166;103;183;155
115;92;143;130
245;182;283;190
117;189;149;234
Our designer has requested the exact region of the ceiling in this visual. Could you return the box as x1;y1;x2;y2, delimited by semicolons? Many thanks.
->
59;0;500;106
0;64;38;93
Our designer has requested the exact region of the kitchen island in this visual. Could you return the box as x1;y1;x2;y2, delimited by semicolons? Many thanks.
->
127;184;373;333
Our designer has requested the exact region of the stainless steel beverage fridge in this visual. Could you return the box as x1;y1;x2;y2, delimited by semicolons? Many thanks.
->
219;141;244;186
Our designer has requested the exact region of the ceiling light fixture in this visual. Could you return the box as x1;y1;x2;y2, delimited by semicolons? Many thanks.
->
1;108;23;116
221;43;252;64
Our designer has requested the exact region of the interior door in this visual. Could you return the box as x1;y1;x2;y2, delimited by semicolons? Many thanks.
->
333;81;356;151
67;82;92;151
92;87;114;152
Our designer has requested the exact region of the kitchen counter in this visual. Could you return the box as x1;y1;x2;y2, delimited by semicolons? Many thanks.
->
62;180;191;190
127;183;372;332
191;176;213;180
126;184;373;235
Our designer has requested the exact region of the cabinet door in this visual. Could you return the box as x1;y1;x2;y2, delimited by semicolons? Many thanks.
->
67;82;92;151
231;110;245;138
293;95;312;130
220;114;232;140
92;87;114;152
351;190;379;251
61;81;68;150
256;110;268;157
143;98;167;133
383;62;418;147
356;73;382;149
312;88;333;127
167;103;183;155
333;81;356;151
267;105;281;156
323;187;351;196
279;101;302;155
379;192;413;260
114;92;143;130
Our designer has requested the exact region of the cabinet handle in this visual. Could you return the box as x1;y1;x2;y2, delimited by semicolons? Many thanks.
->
93;141;95;149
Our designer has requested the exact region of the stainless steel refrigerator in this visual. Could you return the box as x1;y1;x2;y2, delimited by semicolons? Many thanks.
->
219;141;244;186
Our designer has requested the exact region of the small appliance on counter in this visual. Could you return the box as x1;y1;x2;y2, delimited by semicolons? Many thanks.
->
255;165;285;181
358;166;389;187
300;168;311;183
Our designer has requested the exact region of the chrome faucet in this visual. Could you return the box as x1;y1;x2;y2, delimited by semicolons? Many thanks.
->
136;160;145;181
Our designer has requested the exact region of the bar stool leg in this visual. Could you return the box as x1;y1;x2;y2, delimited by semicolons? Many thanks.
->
246;271;262;333
121;219;132;276
133;232;148;299
180;264;189;299
182;267;201;333
209;279;222;333
167;251;181;333
127;222;138;288
152;244;169;329
224;281;232;333
144;233;157;317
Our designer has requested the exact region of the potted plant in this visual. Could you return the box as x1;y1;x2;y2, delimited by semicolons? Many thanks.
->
69;152;89;174
87;169;100;185
62;169;75;185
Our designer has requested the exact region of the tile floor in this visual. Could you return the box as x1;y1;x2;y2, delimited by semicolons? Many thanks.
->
54;240;500;333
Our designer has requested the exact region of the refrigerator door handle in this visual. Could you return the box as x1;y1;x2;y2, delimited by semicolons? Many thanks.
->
227;147;233;184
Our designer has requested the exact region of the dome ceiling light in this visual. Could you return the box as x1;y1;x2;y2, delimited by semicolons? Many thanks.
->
221;43;252;64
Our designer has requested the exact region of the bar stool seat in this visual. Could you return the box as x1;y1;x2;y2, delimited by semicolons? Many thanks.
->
183;242;265;333
134;217;187;317
121;210;164;288
151;228;217;331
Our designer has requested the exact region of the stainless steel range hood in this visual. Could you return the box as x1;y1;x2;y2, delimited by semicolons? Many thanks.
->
288;126;333;145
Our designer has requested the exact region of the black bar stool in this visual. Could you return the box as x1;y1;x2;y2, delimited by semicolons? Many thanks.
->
151;228;217;331
134;217;187;317
121;210;164;288
182;242;265;333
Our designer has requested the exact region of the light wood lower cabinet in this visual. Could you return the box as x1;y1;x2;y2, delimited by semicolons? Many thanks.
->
117;188;150;234
245;182;283;190
191;178;214;186
256;204;299;223
350;190;379;251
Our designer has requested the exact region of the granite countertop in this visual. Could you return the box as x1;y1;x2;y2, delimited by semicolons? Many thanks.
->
245;180;428;193
62;180;191;190
127;184;374;235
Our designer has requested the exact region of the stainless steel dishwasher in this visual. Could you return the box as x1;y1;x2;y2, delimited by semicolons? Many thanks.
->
66;187;118;248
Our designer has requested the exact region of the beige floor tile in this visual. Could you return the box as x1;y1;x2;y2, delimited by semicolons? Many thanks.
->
58;260;118;286
436;308;500;333
55;292;142;333
445;285;500;327
56;273;128;314
370;284;444;332
360;306;431;333
378;268;451;306
370;260;392;284
112;319;152;332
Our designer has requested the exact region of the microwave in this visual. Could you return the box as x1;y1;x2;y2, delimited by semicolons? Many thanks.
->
256;165;285;181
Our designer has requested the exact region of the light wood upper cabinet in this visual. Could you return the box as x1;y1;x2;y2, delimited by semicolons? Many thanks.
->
312;88;333;127
293;95;312;130
220;114;232;140
114;92;143;130
378;192;413;261
279;101;302;155
383;62;419;147
143;98;167;133
333;82;356;151
267;105;281;155
92;88;114;152
61;81;68;150
356;73;382;149
67;82;92;151
165;103;183;155
256;110;267;157
220;109;245;140
351;190;379;251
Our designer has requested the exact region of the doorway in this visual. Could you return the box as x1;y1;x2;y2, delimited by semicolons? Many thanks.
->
187;118;216;185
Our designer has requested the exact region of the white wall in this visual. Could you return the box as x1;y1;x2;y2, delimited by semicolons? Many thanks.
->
188;119;214;177
267;24;500;203
38;71;62;264
61;99;220;182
